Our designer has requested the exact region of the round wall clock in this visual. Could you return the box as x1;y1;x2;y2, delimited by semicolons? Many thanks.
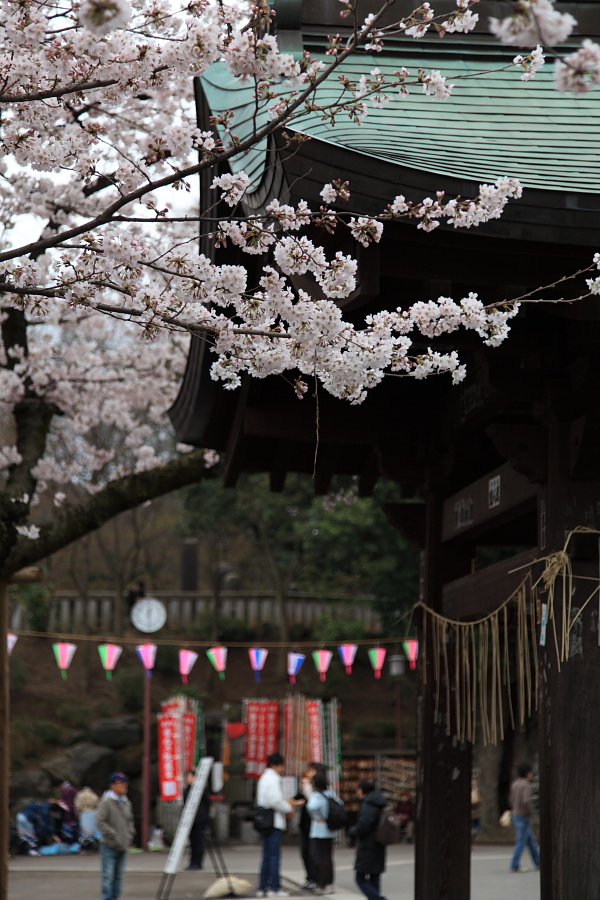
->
131;597;167;633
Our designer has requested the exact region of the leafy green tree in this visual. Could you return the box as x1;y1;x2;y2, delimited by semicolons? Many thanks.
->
296;481;420;634
183;474;419;640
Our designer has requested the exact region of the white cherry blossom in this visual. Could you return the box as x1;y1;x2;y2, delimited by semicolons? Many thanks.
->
79;0;132;35
490;0;576;48
0;0;595;569
555;40;600;93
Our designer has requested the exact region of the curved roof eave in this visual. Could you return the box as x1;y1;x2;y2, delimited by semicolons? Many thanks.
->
199;44;600;203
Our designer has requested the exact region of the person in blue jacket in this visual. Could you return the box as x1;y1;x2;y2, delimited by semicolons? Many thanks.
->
347;779;388;900
306;771;343;894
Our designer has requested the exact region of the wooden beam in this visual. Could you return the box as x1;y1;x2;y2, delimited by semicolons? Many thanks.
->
486;423;547;483
382;502;426;546
9;566;43;584
313;443;340;495
442;462;538;542
222;377;250;488
358;447;380;497
0;583;8;900
442;548;538;619
570;414;600;479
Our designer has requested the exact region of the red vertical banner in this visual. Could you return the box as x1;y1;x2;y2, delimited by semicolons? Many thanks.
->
245;701;260;777
305;700;323;764
182;712;197;772
265;700;279;758
283;699;293;770
158;715;181;801
244;700;280;777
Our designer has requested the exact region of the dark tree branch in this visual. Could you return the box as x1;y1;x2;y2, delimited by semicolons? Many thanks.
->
2;450;219;577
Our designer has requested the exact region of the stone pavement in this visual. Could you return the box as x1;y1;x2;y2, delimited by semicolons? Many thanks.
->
8;841;540;900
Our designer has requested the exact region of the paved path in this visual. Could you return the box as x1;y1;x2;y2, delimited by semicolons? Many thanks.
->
8;842;540;900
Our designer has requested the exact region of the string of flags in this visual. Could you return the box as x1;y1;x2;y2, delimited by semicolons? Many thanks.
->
6;633;418;683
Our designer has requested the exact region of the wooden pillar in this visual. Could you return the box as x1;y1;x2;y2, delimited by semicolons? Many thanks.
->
414;494;473;900
538;413;600;898
0;567;42;900
0;582;8;900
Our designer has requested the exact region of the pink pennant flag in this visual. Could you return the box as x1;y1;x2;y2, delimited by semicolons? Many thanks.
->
338;643;358;674
206;646;227;680
248;648;269;683
179;649;199;684
403;639;419;670
312;649;332;682
7;633;18;656
98;643;122;680
136;643;157;677
368;647;386;679
287;652;305;684
53;642;77;680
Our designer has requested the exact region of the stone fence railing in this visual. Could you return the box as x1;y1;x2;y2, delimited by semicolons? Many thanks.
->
10;590;381;635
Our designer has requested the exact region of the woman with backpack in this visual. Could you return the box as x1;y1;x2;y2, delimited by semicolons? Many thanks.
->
348;779;389;900
306;771;344;894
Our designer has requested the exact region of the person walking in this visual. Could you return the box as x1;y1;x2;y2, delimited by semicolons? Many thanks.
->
183;768;211;870
508;762;540;873
256;753;301;898
306;770;342;894
470;777;481;841
348;779;388;900
96;772;135;900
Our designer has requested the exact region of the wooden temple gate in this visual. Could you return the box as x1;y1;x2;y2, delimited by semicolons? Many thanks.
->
169;2;600;896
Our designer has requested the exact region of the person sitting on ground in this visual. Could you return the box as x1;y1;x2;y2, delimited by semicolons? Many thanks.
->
57;781;79;842
17;800;61;854
74;786;101;852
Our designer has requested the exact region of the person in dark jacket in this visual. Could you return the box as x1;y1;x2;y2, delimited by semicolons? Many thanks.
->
183;768;211;870
348;779;388;900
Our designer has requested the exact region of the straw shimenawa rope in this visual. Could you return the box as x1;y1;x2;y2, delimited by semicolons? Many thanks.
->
413;528;600;746
417;576;536;746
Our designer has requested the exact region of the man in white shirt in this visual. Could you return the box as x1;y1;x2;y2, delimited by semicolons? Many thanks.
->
256;753;301;898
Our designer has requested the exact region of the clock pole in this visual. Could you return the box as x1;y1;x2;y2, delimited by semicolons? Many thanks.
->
142;669;151;850
135;638;161;852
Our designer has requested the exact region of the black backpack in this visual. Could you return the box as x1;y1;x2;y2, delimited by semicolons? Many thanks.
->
322;793;347;830
375;804;402;845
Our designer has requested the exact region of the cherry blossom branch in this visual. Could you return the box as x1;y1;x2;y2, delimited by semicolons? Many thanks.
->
3;449;218;577
0;0;477;265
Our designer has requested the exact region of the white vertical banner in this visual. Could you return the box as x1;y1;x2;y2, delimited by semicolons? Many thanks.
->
163;757;213;876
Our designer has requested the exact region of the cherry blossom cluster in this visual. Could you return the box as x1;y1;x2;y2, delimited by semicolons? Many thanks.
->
0;0;597;549
489;0;600;93
585;253;600;294
513;46;546;80
359;0;480;46
204;271;521;405
0;307;190;491
555;41;600;93
489;0;576;47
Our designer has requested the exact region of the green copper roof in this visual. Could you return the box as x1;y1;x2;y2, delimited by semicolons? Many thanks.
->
200;42;600;194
